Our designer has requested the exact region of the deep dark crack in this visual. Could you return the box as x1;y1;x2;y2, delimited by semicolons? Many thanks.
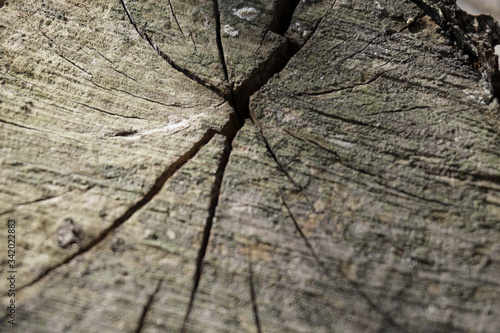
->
178;3;329;326
18;0;334;316
269;0;301;36
212;0;229;83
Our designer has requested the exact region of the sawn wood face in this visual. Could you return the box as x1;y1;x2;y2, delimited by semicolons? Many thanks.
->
0;0;499;332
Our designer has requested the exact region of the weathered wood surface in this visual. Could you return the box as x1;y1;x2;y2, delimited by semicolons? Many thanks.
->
1;0;500;332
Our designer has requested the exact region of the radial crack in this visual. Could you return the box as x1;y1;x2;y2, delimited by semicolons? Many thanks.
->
0;119;40;131
247;251;263;333
211;0;229;83
269;0;300;36
299;70;387;96
19;129;219;291
120;0;146;39
366;105;429;116
279;189;326;273
135;275;164;333
251;125;302;192
120;0;226;99
298;0;338;46
181;128;238;332
250;122;316;211
82;45;140;83
167;0;184;36
283;128;341;160
279;189;402;331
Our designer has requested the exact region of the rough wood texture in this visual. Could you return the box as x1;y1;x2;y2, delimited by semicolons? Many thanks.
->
1;0;500;332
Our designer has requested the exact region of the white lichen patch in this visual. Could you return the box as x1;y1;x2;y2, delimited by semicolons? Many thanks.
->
463;88;490;104
223;24;239;37
233;7;259;21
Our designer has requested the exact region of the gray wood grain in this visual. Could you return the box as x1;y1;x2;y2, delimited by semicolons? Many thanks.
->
1;0;499;332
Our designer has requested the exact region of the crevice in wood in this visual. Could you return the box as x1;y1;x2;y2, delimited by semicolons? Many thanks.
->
120;0;146;41
18;128;220;292
269;0;300;36
218;0;339;195
232;37;294;121
0;118;40;131
471;172;500;185
247;251;263;333
366;105;429;116
212;0;229;83
252;125;303;192
283;128;341;160
120;0;226;100
111;129;138;137
227;0;337;123
298;104;379;129
119;0;338;128
135;275;164;333
181;122;240;333
292;0;338;49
